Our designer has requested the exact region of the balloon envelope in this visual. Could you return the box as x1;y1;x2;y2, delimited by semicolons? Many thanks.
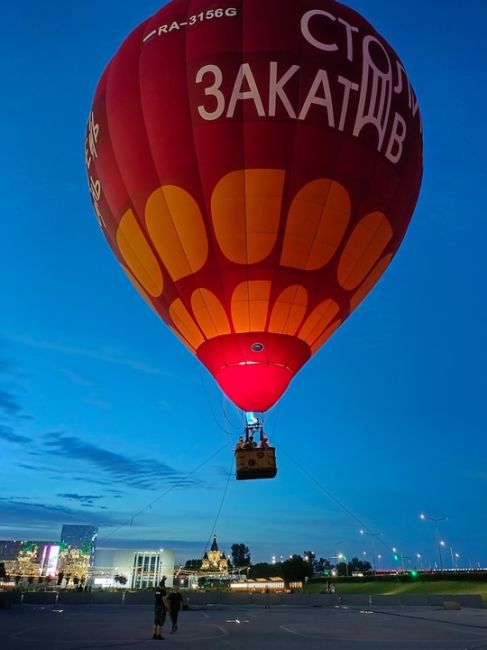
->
86;0;423;412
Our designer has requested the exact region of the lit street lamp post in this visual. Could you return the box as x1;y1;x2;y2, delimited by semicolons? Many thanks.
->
359;529;381;575
419;513;447;572
392;547;405;572
438;544;444;572
440;540;456;570
329;541;347;577
336;553;348;577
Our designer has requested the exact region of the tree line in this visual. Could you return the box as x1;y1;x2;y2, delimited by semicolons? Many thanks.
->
184;546;372;581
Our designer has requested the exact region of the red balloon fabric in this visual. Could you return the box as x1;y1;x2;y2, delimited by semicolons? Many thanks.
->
86;0;423;412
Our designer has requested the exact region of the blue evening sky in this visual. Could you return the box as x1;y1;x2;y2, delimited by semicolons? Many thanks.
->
1;1;486;568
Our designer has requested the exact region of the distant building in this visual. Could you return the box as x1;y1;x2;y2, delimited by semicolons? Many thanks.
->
60;525;97;557
0;541;24;564
230;578;303;593
0;526;177;590
58;524;98;582
0;540;59;578
201;536;228;573
92;548;174;589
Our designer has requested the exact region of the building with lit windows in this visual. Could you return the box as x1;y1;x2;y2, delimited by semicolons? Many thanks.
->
0;526;175;590
0;524;97;583
0;540;60;579
91;548;174;589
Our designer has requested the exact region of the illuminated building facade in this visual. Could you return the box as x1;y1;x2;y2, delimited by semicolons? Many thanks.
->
92;548;174;589
0;526;176;590
58;525;98;582
201;536;228;573
0;540;60;578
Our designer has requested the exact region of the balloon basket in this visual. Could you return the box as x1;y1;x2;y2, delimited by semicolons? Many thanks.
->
235;447;277;480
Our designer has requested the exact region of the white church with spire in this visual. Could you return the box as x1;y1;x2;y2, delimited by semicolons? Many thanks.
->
201;536;228;573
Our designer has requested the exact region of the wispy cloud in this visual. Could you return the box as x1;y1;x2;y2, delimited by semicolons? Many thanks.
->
16;461;69;474
8;334;178;378
43;433;200;490
0;497;120;529
0;424;31;444
0;388;22;416
57;493;104;505
72;476;123;488
0;350;29;420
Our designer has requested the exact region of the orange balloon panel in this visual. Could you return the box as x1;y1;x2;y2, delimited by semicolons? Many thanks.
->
86;0;423;412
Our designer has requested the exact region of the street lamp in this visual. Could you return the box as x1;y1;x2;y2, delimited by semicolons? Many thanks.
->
419;513;447;572
359;529;381;574
392;547;405;572
440;541;456;570
337;553;349;577
420;513;448;524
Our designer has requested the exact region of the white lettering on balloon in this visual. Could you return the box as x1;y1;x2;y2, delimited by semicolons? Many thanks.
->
226;63;266;118
85;111;106;228
352;35;393;151
194;8;420;164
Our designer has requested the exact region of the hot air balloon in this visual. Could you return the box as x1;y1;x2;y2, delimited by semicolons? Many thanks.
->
86;0;423;479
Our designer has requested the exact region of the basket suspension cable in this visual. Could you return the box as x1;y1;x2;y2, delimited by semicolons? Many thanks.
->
195;361;235;436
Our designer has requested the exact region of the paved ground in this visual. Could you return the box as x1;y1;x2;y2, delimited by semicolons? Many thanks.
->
2;604;487;649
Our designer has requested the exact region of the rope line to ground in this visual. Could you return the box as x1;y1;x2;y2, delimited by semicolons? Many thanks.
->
98;443;228;544
278;444;393;554
204;456;234;554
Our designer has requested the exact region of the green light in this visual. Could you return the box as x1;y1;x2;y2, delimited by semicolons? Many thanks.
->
411;570;418;577
393;554;399;561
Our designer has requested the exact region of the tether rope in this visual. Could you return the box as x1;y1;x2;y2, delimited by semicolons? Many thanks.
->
99;443;228;543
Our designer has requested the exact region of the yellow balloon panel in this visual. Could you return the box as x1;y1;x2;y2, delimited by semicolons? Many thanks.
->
231;280;272;332
211;169;285;264
269;285;308;336
337;212;393;290
146;185;208;281
349;254;393;311
116;209;163;297
280;179;351;270
311;319;343;354
169;298;205;350
297;299;340;346
191;288;231;339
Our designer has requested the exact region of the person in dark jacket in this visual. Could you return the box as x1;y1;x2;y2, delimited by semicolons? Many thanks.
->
167;586;184;633
153;577;168;640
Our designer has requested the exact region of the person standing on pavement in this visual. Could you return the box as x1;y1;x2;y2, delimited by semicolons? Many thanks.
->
153;577;168;640
167;585;184;633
